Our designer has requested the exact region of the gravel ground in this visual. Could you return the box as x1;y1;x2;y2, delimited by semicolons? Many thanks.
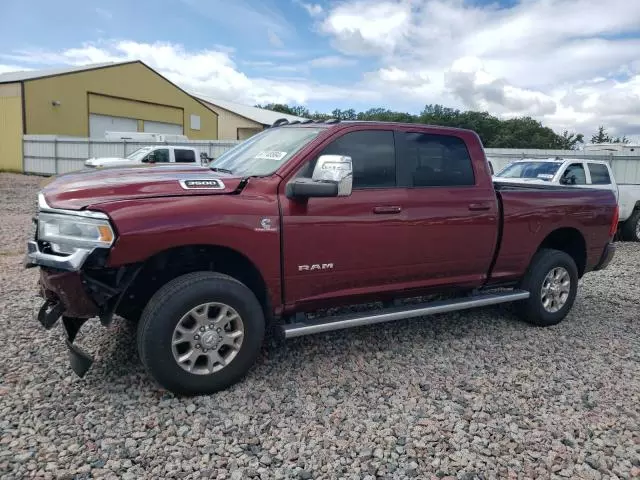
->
0;172;639;480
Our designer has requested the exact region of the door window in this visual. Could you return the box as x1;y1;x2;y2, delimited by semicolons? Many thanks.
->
401;132;475;187
309;130;396;188
144;148;170;163
561;163;587;185
588;163;611;185
175;149;196;163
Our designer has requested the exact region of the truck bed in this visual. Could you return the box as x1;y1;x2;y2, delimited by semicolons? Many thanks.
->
490;181;617;284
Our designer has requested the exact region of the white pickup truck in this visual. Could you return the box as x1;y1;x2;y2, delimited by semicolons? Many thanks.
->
84;145;201;169
495;158;640;241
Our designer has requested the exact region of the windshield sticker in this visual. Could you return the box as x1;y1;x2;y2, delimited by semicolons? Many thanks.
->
254;151;287;161
537;174;554;179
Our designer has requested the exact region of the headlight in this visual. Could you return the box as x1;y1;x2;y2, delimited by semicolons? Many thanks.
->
37;212;115;252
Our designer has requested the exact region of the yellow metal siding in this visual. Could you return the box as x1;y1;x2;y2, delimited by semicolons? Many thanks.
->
203;102;263;140
0;83;21;96
238;127;262;140
89;93;183;125
0;83;23;172
24;62;217;139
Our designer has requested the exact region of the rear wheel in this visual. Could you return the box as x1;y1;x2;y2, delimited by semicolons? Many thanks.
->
137;272;264;395
516;249;578;327
621;210;640;242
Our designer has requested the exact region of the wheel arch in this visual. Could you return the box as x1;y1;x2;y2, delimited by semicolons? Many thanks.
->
535;227;587;277
118;244;273;322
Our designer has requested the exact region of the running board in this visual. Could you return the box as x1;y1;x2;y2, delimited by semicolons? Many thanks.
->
281;290;530;339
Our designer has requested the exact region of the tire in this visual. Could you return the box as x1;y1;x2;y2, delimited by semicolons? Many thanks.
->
621;210;640;242
137;272;265;395
516;249;578;327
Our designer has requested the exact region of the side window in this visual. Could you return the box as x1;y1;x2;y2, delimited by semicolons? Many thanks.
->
588;163;611;185
312;130;396;188
402;132;475;187
175;149;196;163
561;163;586;185
149;148;170;163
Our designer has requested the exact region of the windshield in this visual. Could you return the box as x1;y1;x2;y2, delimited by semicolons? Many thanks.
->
126;147;153;161
211;127;325;176
496;161;562;180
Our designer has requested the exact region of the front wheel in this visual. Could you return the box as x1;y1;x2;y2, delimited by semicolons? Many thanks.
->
621;210;640;242
137;272;265;395
516;249;578;327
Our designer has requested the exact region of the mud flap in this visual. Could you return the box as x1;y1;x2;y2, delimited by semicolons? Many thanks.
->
62;316;94;377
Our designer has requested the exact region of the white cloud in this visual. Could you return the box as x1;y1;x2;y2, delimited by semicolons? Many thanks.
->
445;57;557;116
320;0;411;56
4;41;372;107
0;64;31;75
317;0;640;138
297;1;323;17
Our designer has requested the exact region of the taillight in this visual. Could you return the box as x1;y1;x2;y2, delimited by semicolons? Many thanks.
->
609;204;619;238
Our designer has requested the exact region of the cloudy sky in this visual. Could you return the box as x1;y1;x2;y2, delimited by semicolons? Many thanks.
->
1;0;640;139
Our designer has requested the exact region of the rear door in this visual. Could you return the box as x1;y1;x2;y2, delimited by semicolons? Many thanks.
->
280;127;409;308
394;129;499;288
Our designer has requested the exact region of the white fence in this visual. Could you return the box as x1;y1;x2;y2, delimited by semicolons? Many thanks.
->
23;135;241;175
22;135;640;183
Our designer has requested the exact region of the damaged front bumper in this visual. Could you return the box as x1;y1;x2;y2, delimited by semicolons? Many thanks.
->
27;249;140;378
38;301;94;377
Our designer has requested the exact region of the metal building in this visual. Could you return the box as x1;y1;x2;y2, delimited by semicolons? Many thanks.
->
195;95;306;140
0;61;219;172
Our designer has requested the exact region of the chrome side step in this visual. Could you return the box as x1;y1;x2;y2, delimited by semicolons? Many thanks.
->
281;290;530;339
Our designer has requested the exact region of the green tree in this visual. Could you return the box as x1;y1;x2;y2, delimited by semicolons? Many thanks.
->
255;102;584;149
591;126;611;144
256;104;310;118
558;130;584;150
590;126;629;144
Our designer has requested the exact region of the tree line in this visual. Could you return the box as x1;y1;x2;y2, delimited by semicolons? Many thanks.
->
256;103;629;150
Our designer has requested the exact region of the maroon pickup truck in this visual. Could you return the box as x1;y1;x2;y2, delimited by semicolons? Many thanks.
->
25;120;618;395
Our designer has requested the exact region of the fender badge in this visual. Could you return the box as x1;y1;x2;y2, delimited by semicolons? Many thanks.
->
255;217;277;232
179;179;225;190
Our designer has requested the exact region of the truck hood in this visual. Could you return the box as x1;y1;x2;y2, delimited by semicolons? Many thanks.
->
41;165;244;210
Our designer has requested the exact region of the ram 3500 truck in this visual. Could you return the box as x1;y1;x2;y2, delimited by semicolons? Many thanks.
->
25;120;618;395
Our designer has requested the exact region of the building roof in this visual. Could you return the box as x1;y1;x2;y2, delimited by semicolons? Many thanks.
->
0;61;138;84
195;94;306;126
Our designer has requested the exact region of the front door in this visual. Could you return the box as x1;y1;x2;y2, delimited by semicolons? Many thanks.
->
279;128;409;309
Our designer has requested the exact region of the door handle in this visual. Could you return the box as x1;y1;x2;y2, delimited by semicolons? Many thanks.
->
468;203;491;211
373;206;402;214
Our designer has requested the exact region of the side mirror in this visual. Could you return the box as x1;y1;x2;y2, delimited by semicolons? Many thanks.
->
287;155;353;199
561;174;576;185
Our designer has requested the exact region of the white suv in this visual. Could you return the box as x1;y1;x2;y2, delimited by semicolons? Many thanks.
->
496;158;640;241
84;146;201;169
